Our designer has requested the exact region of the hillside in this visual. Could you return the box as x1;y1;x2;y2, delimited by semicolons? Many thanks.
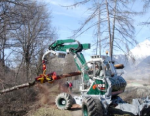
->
113;39;150;79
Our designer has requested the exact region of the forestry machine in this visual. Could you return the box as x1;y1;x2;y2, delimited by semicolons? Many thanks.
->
46;39;150;116
1;39;150;116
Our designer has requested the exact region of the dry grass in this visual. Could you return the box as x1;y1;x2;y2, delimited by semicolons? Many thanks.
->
120;86;150;103
27;105;71;116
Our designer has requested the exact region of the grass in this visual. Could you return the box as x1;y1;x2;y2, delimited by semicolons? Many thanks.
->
27;105;71;116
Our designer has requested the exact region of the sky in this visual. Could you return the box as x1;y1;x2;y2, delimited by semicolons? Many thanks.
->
37;0;150;60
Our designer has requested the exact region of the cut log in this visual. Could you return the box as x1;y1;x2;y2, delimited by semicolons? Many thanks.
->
0;81;35;94
57;71;81;79
114;64;124;69
0;71;81;94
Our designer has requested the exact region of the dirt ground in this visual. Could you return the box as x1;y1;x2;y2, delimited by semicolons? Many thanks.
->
26;81;150;116
70;104;82;116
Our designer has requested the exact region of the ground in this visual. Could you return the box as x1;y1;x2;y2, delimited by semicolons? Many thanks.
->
26;80;150;116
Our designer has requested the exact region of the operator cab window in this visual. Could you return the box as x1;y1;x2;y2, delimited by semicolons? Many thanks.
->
103;61;111;76
87;62;103;78
87;62;94;78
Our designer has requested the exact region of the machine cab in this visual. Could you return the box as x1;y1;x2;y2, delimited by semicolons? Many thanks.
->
81;55;126;96
87;55;116;79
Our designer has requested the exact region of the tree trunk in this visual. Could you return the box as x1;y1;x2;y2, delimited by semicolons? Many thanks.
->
105;0;112;60
0;82;35;94
97;3;101;56
1;13;7;67
111;0;117;59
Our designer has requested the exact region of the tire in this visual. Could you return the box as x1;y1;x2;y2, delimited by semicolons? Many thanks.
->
72;97;76;104
55;93;74;110
141;106;150;116
82;97;104;116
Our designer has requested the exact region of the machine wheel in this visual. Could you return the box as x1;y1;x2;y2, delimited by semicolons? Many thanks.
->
72;97;76;104
141;106;150;116
82;97;104;116
55;93;74;110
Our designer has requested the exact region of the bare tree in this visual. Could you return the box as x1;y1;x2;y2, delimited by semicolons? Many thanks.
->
0;1;13;66
142;0;150;11
0;1;57;115
11;2;56;81
0;0;31;67
140;0;150;25
67;0;137;59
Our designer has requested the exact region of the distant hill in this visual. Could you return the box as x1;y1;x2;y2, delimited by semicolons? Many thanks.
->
113;39;150;79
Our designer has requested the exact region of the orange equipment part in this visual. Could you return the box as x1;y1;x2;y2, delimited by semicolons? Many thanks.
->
114;64;124;69
36;71;81;83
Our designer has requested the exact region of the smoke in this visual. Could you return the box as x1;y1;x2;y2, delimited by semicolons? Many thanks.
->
58;81;69;93
32;80;70;109
38;84;51;103
31;84;53;109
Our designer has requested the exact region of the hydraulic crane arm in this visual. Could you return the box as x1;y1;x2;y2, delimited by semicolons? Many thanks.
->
48;39;91;81
49;39;90;53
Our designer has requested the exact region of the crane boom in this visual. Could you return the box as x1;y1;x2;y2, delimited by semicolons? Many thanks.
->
48;39;91;81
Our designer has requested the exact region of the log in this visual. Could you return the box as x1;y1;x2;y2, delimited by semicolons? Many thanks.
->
0;81;35;94
0;71;81;94
57;71;81;79
114;64;124;69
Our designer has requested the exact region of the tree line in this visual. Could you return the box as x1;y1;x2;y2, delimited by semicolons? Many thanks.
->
0;1;58;115
0;0;57;84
